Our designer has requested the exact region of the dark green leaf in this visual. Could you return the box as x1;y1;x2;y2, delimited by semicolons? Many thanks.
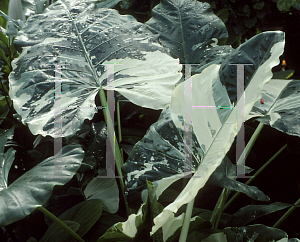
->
216;9;230;23
57;199;103;237
0;30;9;48
186;229;223;242
208;156;270;202
0;103;9;126
245;17;257;29
253;2;265;10
0;144;84;227
83;213;125;241
224;224;288;242
0;47;9;65
226;202;292;227
40;220;80;242
145;0;229;64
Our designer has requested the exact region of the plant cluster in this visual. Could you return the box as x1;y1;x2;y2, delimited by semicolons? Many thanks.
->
0;0;300;242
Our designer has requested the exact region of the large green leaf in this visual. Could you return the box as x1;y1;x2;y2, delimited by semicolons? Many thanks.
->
0;144;84;227
9;0;182;137
145;0;229;64
151;31;285;234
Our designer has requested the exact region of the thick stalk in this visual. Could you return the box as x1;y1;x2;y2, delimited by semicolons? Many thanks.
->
37;206;85;242
179;198;195;242
215;189;231;229
98;88;130;215
237;122;264;166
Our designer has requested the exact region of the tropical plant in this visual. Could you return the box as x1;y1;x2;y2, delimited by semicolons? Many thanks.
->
0;0;300;241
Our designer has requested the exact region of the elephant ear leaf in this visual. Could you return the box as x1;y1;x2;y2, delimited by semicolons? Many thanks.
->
145;0;229;64
9;0;182;137
151;31;285;236
123;32;285;212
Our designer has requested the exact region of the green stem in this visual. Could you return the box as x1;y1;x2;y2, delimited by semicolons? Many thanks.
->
0;81;14;113
224;143;287;211
213;189;230;229
273;197;300;228
237;122;264;166
98;89;130;216
210;122;265;225
37;207;85;242
179;198;195;242
116;98;124;160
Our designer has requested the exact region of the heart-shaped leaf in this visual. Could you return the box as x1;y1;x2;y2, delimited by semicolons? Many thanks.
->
145;0;229;64
9;0;182;137
123;31;286;218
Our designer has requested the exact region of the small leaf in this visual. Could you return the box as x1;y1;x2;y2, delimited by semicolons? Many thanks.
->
84;170;119;214
276;0;296;12
208;156;269;202
216;9;230;23
0;47;9;65
245;17;257;29
253;2;265;10
0;30;9;48
0;103;10;126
